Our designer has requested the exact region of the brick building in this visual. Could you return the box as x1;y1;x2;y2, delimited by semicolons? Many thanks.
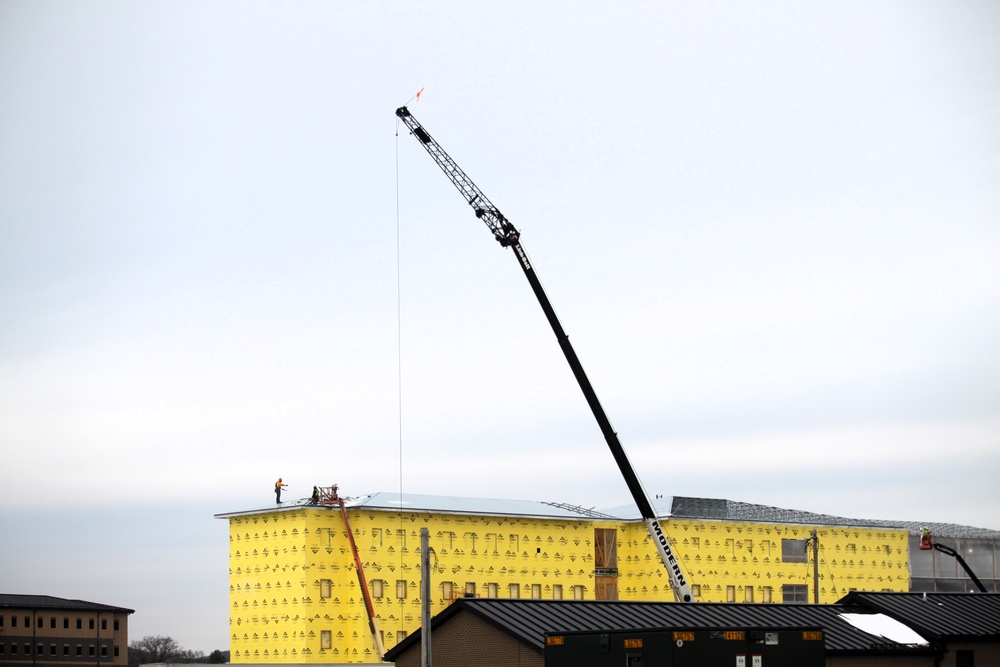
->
0;595;133;667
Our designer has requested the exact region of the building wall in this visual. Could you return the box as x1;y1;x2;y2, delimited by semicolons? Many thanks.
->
226;506;911;664
826;656;935;667
0;608;129;667
392;613;542;667
937;641;1000;667
909;535;999;593
229;506;604;664
621;519;910;604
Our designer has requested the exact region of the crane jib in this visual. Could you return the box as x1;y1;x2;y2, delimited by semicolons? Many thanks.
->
650;519;688;587
396;104;695;603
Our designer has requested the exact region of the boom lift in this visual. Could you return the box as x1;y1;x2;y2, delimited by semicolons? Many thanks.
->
919;530;988;593
396;106;694;602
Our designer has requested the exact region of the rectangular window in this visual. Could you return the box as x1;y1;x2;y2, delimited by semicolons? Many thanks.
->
101;645;108;657
10;643;16;654
89;645;95;656
64;646;70;656
441;581;453;600
38;644;44;655
114;646;120;657
51;644;57;655
508;583;520;599
89;619;95;630
572;585;585;600
320;631;331;650
465;582;476;597
76;645;82;656
1;615;4;627
101;619;107;630
782;584;808;604
781;539;808;563
594;528;618;568
64;618;69;629
397;630;407;643
0;644;4;654
76;618;82;630
25;617;30;627
320;579;332;599
114;620;119;631
396;579;407;599
51;617;56;629
762;586;772;603
726;585;736;602
531;584;541;599
553;584;563;600
487;583;498;598
371;579;384;599
690;584;701;598
745;586;754;603
38;617;44;628
11;616;16;628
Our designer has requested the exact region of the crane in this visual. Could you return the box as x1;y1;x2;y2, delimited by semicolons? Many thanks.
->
396;105;694;602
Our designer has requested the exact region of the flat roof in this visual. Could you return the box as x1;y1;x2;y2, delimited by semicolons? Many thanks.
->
215;491;1000;539
215;491;612;521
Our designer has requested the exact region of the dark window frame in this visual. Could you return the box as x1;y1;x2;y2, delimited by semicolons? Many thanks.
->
781;538;809;563
782;583;809;603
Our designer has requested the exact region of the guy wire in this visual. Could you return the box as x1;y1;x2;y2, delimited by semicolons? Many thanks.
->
394;115;405;629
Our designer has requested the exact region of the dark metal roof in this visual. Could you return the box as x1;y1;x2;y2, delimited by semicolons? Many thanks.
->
840;592;1000;640
663;497;1000;539
0;594;134;614
384;598;932;661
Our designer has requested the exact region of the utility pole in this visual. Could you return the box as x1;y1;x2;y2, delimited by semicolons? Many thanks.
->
810;530;820;604
421;528;432;667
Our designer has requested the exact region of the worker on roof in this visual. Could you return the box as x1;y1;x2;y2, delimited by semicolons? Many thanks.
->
275;478;288;504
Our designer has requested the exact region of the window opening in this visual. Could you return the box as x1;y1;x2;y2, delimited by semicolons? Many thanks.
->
782;539;808;563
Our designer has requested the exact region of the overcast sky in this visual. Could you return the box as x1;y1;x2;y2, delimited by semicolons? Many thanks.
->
2;0;998;654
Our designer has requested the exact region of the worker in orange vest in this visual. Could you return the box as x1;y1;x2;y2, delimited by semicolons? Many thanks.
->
275;478;288;504
919;529;933;550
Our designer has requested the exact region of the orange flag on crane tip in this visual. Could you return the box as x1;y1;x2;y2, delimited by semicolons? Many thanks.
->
415;87;424;102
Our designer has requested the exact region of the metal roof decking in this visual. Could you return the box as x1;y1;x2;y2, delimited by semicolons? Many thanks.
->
840;592;1000;640
384;597;934;662
0;594;134;614
603;496;1000;538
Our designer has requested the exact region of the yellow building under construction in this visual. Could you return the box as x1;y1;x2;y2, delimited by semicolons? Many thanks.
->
215;489;928;665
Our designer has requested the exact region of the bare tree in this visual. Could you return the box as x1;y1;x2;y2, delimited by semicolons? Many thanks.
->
174;650;207;663
128;635;181;666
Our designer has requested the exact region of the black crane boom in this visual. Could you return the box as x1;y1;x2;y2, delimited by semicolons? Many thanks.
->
396;105;694;602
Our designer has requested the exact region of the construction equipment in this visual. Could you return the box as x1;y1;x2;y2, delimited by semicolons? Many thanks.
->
918;530;988;593
316;485;386;659
396;106;694;602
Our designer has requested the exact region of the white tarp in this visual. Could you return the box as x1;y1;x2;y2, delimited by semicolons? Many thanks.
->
838;613;928;646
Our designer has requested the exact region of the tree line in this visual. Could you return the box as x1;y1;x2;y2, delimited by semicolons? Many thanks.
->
127;635;228;666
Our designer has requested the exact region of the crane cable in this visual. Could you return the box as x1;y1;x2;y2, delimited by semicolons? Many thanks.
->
394;114;405;639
